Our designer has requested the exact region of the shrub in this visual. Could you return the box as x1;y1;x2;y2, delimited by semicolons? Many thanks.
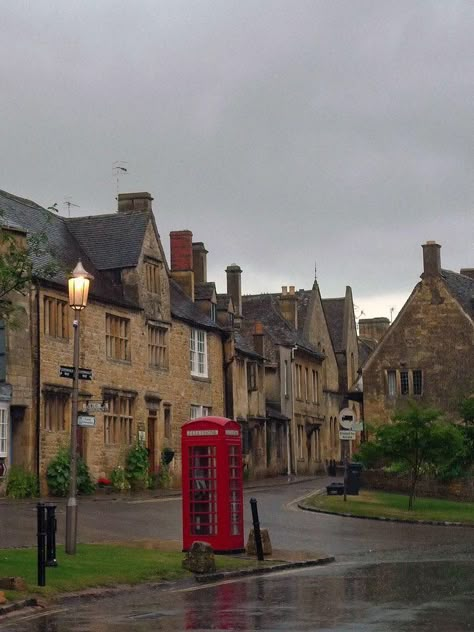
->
110;465;130;492
125;442;149;489
47;447;95;496
6;466;39;499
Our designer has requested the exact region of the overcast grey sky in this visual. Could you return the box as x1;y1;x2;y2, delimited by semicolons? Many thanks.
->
1;1;473;317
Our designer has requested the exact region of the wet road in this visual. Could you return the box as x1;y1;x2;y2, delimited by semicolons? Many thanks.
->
4;559;474;631
2;479;474;630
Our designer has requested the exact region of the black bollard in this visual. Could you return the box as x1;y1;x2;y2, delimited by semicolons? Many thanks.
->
250;497;264;561
37;503;47;586
45;503;58;567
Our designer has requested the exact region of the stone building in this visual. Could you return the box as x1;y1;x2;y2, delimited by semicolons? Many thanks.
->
363;241;474;425
0;189;225;487
240;278;359;474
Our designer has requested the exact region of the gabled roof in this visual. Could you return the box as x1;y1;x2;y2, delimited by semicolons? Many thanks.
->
234;330;263;360
242;293;324;359
322;298;345;352
442;269;474;319
170;280;222;331
195;282;216;302
0;189;135;308
66;211;150;270
216;293;234;312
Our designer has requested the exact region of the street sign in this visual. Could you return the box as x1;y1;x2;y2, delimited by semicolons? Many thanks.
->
77;415;96;428
338;408;356;429
59;366;93;381
82;401;109;413
339;430;356;440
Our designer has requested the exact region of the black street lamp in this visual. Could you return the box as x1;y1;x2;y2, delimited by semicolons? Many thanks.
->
65;260;93;555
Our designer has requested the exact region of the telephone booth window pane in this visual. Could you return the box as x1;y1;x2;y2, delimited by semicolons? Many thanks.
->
228;445;242;535
189;445;218;536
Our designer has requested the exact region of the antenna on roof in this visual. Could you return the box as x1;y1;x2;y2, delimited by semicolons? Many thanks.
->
314;261;317;282
63;196;80;217
389;306;395;323
113;161;128;200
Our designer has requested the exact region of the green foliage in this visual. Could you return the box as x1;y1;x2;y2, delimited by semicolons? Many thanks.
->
366;402;465;509
460;398;474;425
353;441;384;469
125;442;149;489
46;447;95;497
110;465;130;492
6;465;39;499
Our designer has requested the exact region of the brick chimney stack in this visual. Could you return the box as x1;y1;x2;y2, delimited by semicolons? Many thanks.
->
226;264;242;328
170;230;194;299
117;192;153;213
192;242;208;285
279;285;298;329
422;241;441;277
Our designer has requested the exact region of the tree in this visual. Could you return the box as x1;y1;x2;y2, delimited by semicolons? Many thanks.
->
0;220;58;323
373;402;464;510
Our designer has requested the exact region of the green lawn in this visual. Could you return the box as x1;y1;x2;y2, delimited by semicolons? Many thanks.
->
0;544;255;601
304;490;474;524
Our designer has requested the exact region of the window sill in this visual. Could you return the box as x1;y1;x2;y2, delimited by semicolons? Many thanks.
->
191;375;210;383
107;358;132;366
44;335;70;343
149;365;169;373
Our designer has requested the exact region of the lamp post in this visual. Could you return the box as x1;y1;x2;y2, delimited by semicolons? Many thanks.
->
65;261;93;555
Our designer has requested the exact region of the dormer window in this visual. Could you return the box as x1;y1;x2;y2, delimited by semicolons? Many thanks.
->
210;303;217;322
145;261;160;294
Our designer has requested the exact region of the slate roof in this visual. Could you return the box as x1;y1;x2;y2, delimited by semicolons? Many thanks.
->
234;330;263;359
358;336;377;369
66;211;150;270
242;294;324;359
0;189;136;308
322;298;345;352
216;294;233;312
170;280;222;331
442;269;474;319
194;282;216;301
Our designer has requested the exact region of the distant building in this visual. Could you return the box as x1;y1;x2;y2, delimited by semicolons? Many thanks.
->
362;241;474;424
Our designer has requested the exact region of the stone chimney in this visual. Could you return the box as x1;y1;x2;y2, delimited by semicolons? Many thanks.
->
253;321;265;356
460;268;474;280
279;285;298;329
359;317;390;343
226;264;242;328
422;241;441;277
117;192;153;213
192;242;208;284
170;230;194;299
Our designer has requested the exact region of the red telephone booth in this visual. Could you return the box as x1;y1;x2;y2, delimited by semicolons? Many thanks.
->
182;416;244;553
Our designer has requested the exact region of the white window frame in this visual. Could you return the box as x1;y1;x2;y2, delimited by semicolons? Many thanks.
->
190;329;208;377
0;405;8;458
190;405;211;420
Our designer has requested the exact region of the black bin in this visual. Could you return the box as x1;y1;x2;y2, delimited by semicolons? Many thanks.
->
347;463;363;495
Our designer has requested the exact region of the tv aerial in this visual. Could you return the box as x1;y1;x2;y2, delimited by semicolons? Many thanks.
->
63;196;80;217
113;161;128;199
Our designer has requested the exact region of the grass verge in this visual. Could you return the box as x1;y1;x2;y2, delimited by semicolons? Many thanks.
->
0;543;256;601
304;490;474;524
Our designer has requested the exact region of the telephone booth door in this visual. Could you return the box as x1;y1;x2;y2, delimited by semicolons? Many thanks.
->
189;445;218;537
182;416;244;553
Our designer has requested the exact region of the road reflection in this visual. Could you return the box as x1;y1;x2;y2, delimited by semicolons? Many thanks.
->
4;560;474;631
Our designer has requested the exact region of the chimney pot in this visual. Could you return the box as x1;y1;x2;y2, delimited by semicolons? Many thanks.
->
289;286;295;295
226;264;243;323
281;286;287;295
